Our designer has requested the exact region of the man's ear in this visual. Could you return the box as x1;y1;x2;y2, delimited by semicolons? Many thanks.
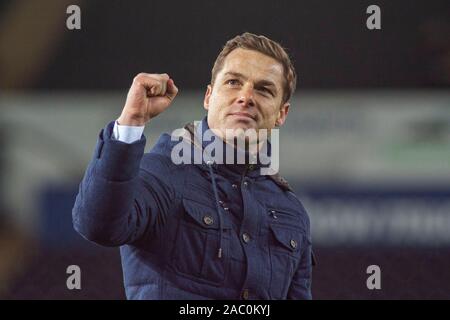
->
275;102;290;127
203;85;212;111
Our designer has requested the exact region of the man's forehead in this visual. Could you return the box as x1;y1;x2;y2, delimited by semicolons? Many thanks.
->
220;48;284;82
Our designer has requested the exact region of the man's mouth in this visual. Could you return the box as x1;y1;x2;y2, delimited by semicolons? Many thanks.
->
228;112;256;120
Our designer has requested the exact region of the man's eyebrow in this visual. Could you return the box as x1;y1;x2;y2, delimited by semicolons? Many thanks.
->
224;71;277;88
224;71;247;79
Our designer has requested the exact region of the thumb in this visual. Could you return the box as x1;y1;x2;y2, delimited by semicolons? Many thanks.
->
166;78;179;100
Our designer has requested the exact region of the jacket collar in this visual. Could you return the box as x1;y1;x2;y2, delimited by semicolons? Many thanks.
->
181;116;293;192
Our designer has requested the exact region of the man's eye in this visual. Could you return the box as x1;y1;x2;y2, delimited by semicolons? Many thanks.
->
226;79;240;86
258;87;273;96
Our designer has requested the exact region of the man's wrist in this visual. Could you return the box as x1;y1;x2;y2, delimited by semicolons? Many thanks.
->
117;114;147;126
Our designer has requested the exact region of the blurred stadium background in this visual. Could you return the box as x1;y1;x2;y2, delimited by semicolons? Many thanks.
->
0;0;450;299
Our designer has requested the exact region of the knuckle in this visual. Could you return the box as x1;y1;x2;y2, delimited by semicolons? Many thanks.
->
133;73;146;83
135;72;146;79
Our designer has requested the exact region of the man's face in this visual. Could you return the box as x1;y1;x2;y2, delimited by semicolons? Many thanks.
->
204;48;289;140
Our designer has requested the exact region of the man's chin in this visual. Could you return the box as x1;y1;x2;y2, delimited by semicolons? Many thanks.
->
224;119;257;132
219;124;261;145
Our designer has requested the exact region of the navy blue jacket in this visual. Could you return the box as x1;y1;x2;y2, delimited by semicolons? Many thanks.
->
72;117;313;299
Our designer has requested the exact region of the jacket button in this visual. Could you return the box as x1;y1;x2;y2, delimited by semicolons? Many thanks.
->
242;289;249;300
203;215;214;226
243;181;248;187
290;239;297;249
223;207;229;211
242;233;250;243
232;184;238;188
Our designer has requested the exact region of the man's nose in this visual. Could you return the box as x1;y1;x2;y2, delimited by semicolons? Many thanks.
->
237;85;255;107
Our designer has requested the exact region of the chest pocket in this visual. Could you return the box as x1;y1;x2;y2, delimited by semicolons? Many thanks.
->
266;208;306;299
171;196;231;285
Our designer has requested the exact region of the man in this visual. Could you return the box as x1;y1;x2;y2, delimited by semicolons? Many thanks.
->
72;32;313;299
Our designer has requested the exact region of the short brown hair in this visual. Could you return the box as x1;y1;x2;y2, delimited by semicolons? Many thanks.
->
211;32;297;103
